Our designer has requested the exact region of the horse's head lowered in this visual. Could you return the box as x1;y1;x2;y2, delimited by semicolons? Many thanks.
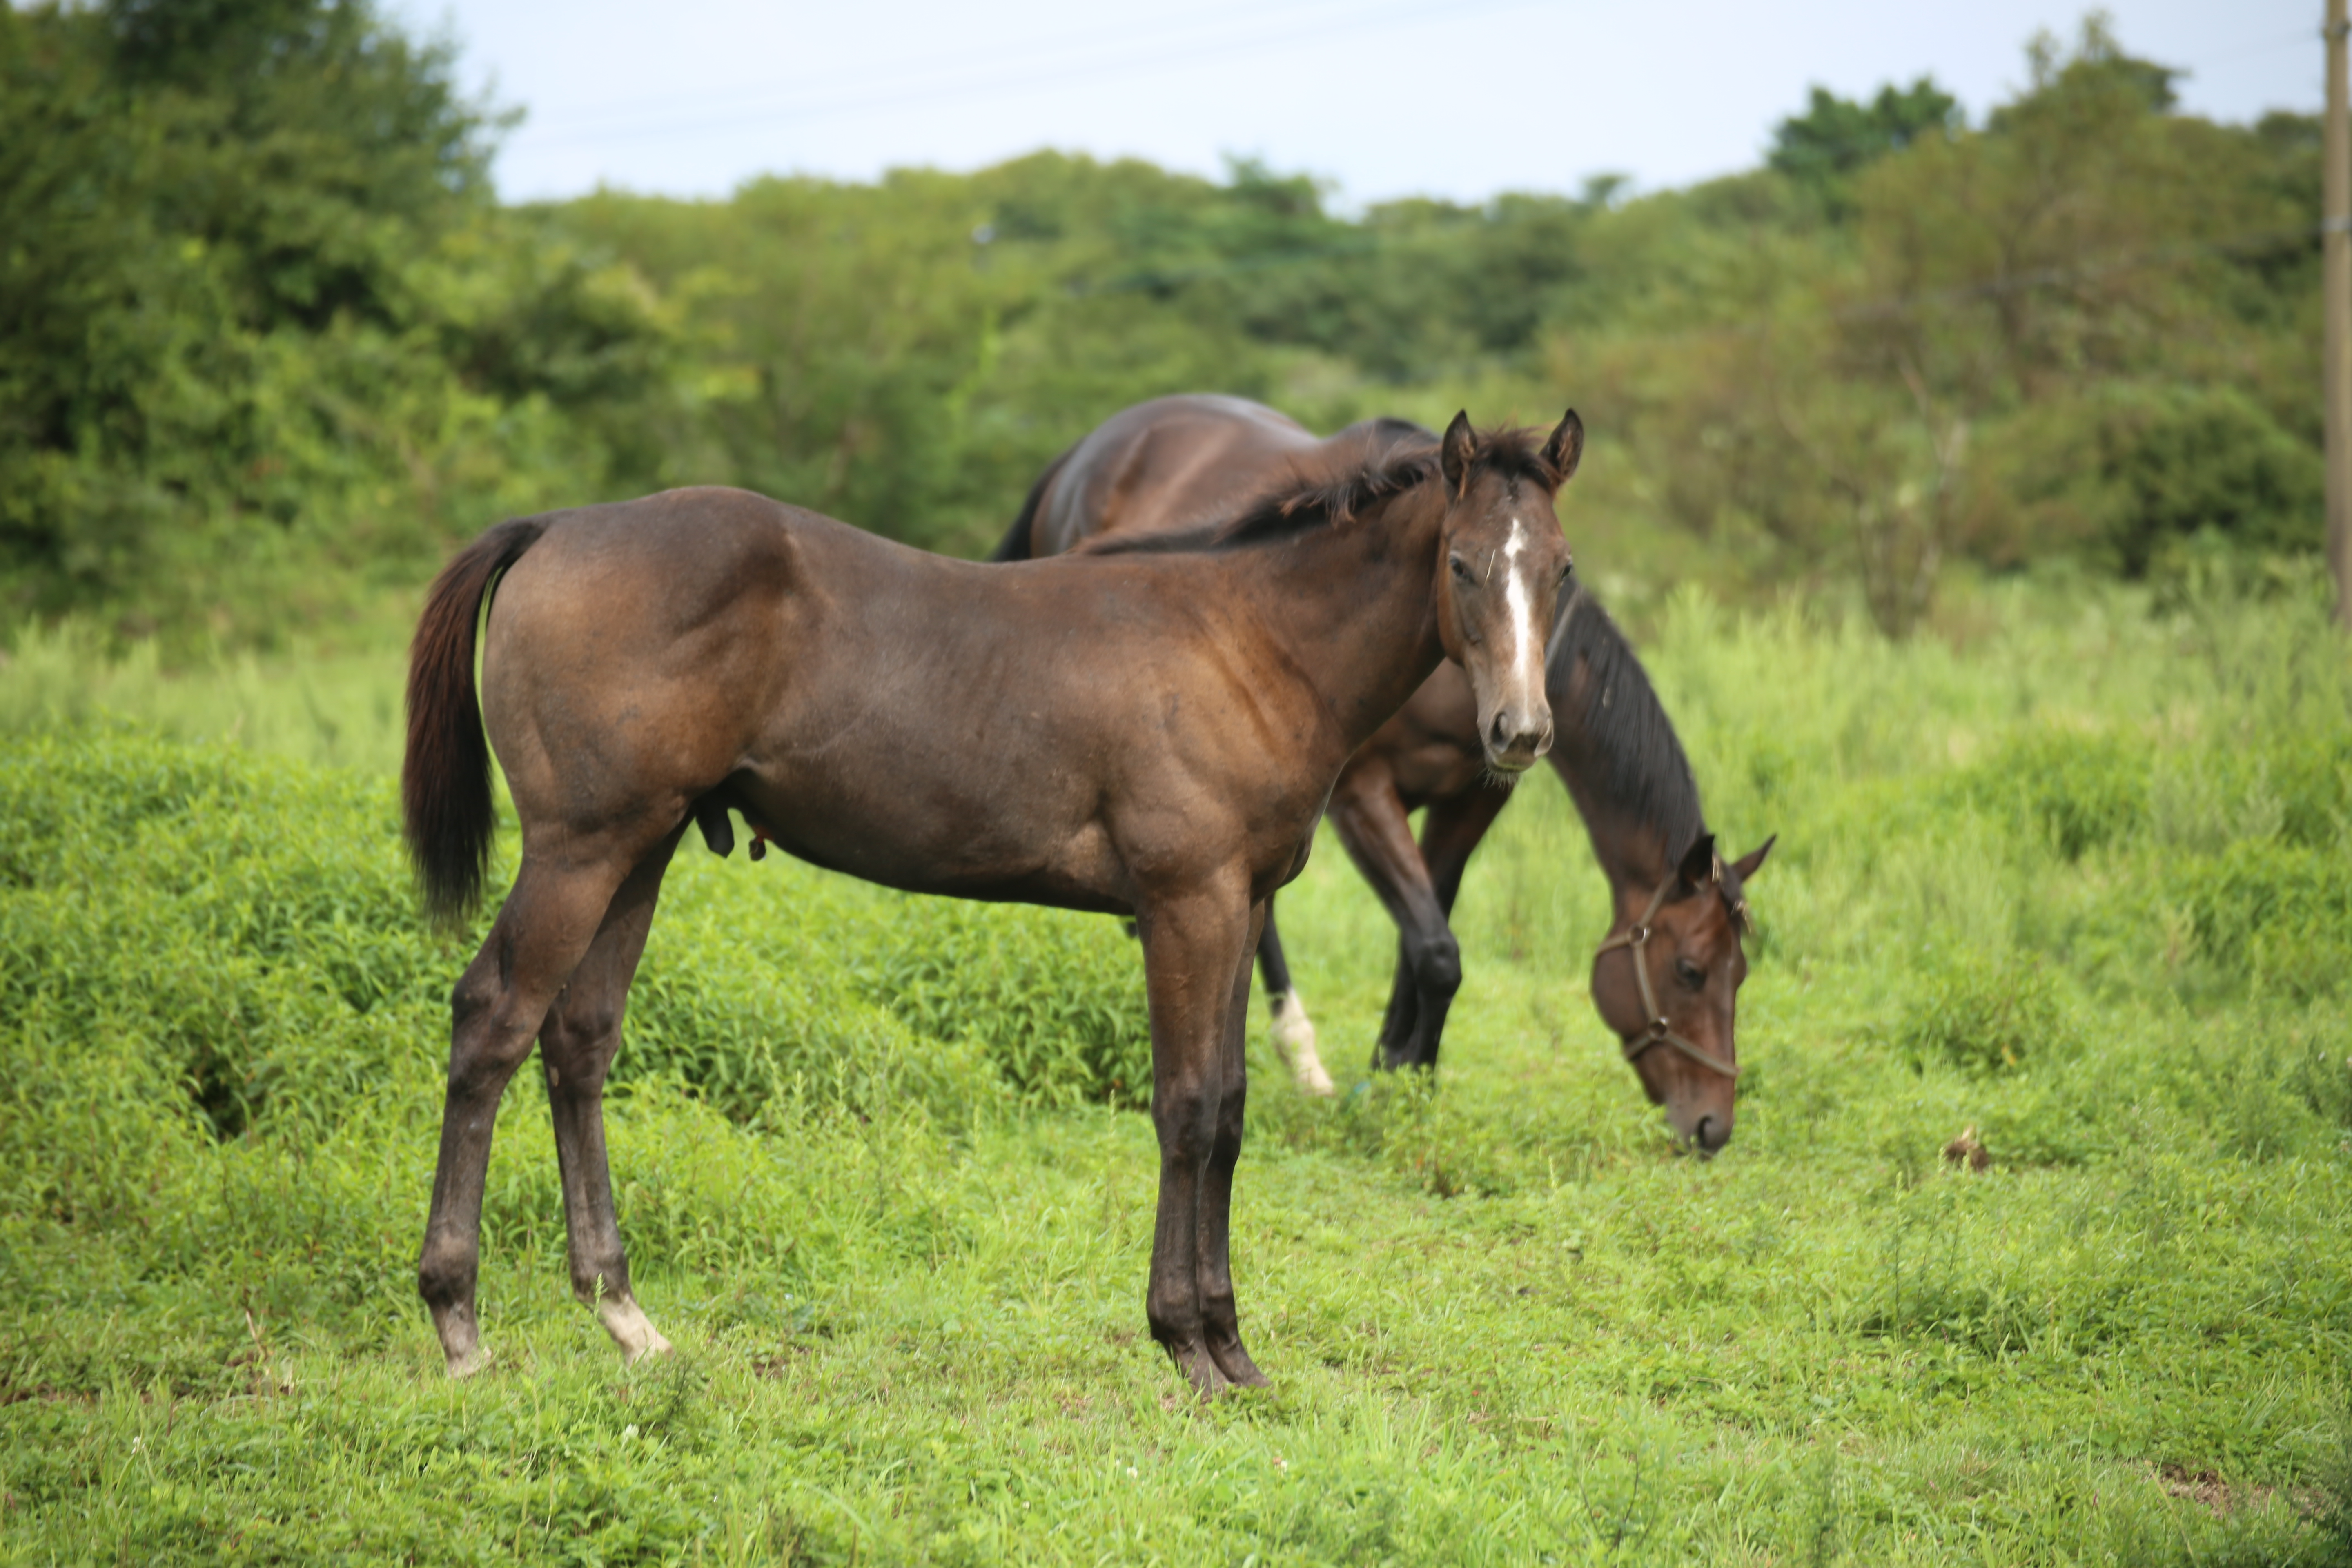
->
1432;409;1581;775
1590;831;1775;1155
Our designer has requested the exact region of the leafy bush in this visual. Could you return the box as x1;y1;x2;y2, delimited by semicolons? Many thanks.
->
2009;383;2325;576
0;729;1151;1192
1956;727;2149;861
2265;728;2352;849
862;898;1151;1108
2176;839;2352;1000
1894;948;2076;1077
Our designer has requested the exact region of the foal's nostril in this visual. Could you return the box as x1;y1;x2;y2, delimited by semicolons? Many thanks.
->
1489;712;1548;760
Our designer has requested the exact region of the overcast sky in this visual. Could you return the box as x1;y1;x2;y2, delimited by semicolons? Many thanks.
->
386;0;2324;209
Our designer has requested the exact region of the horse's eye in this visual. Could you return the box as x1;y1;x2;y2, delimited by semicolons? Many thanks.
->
1559;559;1575;584
1449;556;1475;583
1675;959;1705;991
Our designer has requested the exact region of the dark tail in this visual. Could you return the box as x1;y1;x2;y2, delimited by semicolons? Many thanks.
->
402;516;549;926
986;443;1076;562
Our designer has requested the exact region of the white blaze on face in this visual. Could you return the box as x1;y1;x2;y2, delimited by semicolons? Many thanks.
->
1501;517;1543;724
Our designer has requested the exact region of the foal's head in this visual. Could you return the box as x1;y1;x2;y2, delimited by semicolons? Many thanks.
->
1588;831;1775;1156
1431;410;1581;774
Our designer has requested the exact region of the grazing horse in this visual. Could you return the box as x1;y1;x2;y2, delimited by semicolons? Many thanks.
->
401;412;1577;1394
998;395;1772;1152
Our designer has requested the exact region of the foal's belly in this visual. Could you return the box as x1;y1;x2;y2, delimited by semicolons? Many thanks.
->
728;760;1136;915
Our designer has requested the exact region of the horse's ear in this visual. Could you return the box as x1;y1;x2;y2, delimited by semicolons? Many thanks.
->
1542;408;1584;484
1676;831;1718;890
1730;835;1776;881
1439;410;1475;497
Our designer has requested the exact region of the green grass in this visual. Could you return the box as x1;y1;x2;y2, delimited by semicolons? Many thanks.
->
2;574;2349;1564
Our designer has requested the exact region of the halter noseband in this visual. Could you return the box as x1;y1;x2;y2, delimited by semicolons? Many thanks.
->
1592;873;1742;1080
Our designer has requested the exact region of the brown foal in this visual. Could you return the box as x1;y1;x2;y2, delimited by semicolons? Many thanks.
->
998;394;1773;1152
401;419;1574;1393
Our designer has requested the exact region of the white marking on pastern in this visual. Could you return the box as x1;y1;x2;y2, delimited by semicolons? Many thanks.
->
1270;991;1334;1096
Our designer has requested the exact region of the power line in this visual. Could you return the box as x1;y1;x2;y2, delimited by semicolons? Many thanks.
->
519;0;1383;132
510;0;1551;149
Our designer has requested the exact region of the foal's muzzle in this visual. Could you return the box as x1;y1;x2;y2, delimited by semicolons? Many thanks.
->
1483;708;1554;773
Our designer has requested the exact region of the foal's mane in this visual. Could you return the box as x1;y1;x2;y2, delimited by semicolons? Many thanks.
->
1076;421;1561;558
1549;586;1713;877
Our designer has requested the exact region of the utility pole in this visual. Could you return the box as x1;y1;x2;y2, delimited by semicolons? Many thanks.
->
2328;0;2351;628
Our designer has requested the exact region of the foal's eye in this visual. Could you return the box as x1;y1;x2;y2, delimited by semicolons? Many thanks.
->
1559;560;1575;584
1674;959;1705;991
1449;556;1475;583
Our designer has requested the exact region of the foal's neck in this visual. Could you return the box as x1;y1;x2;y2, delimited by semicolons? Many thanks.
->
1245;490;1447;761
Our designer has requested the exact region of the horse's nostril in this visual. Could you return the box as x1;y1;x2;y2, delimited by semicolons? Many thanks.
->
1490;714;1508;746
1694;1115;1720;1152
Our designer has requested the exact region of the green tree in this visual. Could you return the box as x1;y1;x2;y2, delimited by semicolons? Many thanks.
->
0;0;670;642
1768;76;1960;214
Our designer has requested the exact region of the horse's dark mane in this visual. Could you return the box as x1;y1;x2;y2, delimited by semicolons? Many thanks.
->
985;441;1073;562
1548;585;1709;866
1077;423;1559;559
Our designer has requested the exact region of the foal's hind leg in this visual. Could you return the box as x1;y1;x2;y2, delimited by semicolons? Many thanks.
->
539;826;684;1363
1199;899;1270;1388
417;838;653;1377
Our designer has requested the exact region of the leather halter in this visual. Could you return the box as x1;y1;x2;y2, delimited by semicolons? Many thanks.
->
1593;873;1742;1080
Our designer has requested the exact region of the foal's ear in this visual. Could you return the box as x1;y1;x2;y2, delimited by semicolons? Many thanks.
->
1676;831;1719;890
1542;408;1584;483
1439;410;1476;497
1730;834;1777;881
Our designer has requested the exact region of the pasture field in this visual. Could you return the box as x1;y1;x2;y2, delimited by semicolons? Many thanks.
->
2;576;2349;1565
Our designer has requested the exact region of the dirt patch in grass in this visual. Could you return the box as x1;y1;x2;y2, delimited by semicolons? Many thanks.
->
2153;1462;2325;1520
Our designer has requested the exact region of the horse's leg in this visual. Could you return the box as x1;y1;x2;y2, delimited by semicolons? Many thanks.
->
1200;898;1270;1387
417;833;657;1377
1325;764;1455;1074
538;824;685;1363
1254;898;1333;1095
1397;788;1512;1069
1137;882;1254;1397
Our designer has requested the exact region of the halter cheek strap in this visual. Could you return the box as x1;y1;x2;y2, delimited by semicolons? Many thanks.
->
1592;876;1742;1080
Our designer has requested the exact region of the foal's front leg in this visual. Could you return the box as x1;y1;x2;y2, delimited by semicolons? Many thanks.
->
1197;899;1269;1388
1137;886;1254;1397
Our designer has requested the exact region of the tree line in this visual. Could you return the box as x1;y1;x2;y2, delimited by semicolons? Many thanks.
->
0;1;2323;645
